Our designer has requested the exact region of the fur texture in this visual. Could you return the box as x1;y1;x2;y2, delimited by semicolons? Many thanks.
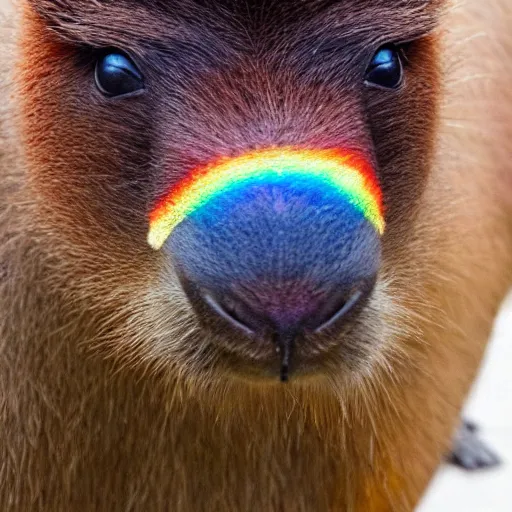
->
0;0;511;510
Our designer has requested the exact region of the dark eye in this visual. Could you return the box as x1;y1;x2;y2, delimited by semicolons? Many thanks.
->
95;51;144;98
365;46;403;90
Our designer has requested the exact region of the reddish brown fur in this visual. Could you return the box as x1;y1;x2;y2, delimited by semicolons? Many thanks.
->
1;0;511;510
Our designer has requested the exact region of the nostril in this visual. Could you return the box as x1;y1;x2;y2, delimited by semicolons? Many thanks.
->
202;292;257;336
201;282;370;338
313;286;366;334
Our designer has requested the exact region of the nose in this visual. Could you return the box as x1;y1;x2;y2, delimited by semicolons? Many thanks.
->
180;268;375;382
148;148;384;376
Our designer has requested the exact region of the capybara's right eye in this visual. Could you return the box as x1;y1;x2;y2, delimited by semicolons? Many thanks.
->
365;45;403;90
95;51;145;98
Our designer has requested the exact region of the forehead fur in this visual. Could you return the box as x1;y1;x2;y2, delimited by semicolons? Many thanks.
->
28;0;445;50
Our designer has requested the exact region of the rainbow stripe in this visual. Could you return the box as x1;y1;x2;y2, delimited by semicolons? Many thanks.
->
148;148;385;250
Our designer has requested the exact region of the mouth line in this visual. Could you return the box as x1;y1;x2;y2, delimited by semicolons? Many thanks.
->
202;293;324;382
274;331;296;383
208;337;345;383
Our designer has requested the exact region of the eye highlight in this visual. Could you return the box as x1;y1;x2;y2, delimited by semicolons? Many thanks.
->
95;51;145;98
365;46;403;90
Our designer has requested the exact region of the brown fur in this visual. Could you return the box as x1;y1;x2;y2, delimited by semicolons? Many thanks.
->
1;0;511;510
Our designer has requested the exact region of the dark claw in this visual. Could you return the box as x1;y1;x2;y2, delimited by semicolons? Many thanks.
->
463;419;479;434
447;419;501;471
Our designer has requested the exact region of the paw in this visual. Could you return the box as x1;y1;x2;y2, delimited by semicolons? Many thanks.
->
447;420;501;471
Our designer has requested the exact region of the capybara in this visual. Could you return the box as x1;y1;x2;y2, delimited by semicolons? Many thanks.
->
1;0;511;510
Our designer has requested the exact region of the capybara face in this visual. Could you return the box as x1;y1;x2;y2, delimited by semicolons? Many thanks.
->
19;0;443;384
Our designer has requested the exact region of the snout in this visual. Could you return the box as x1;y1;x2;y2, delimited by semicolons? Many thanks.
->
148;148;384;379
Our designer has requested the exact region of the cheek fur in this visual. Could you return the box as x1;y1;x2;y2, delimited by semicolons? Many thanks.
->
366;35;442;237
18;6;151;254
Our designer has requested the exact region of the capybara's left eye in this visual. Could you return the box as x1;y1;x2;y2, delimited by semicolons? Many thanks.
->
95;51;145;98
365;46;403;90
